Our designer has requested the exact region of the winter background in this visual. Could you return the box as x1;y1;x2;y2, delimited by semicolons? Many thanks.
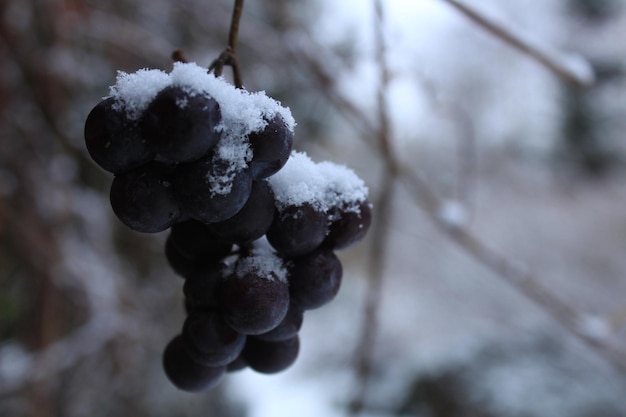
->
2;0;626;416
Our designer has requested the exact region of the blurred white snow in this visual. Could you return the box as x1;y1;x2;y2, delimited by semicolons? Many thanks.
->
229;0;626;416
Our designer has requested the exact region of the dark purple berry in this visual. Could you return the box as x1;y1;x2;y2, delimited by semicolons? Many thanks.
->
181;311;246;367
84;97;156;174
255;303;303;342
288;249;343;310
243;335;300;374
183;263;225;312
219;256;290;335
141;86;222;163
226;354;248;372
109;162;181;233
173;152;253;223
325;200;372;250
248;114;293;179
162;335;226;392
165;235;198;278
206;180;276;244
266;203;328;257
169;220;233;261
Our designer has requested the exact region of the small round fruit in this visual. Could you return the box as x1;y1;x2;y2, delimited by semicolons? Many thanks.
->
109;162;181;233
182;311;246;367
288;249;343;310
248;114;293;179
266;203;328;257
219;255;290;335
255;303;303;342
162;335;226;392
173;153;253;223
141;86;222;163
84;97;156;174
242;335;300;374
206;180;276;244
325;200;372;250
169;220;233;261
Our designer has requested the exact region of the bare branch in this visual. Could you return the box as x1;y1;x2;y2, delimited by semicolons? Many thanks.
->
291;39;626;379
210;0;244;88
348;3;395;414
172;48;188;63
441;0;595;87
228;0;244;54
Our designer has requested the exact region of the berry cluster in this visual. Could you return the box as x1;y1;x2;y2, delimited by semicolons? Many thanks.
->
84;62;371;392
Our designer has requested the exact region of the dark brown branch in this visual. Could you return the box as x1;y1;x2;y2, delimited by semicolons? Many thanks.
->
348;174;395;416
228;0;244;54
209;0;244;88
348;1;395;414
171;48;188;63
209;48;231;77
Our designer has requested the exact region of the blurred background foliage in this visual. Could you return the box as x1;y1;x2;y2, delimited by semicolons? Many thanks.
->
2;0;626;416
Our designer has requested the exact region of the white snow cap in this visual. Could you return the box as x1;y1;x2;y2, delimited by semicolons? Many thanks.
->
108;62;296;195
109;62;295;130
109;69;171;120
167;62;295;134
269;151;369;213
235;248;288;283
169;63;294;195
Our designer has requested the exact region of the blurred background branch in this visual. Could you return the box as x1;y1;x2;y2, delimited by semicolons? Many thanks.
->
441;0;596;87
348;1;395;414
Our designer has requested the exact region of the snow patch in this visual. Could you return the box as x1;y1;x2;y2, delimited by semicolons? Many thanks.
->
235;249;288;283
269;151;368;213
576;314;612;341
107;62;296;195
438;199;470;229
168;62;295;135
207;135;253;195
109;69;171;120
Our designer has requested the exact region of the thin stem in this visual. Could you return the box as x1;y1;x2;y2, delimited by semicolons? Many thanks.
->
348;1;394;414
229;52;243;89
226;0;244;87
209;0;244;88
373;0;396;174
171;49;188;63
228;0;244;54
348;174;395;416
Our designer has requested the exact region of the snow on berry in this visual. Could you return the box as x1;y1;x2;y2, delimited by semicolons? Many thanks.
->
235;249;288;284
107;62;295;195
168;62;295;135
268;151;369;213
318;160;369;213
109;69;171;120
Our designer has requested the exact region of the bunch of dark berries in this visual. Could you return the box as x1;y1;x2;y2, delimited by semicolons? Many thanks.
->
84;62;372;392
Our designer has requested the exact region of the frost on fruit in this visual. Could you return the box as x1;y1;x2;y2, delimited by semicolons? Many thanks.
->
269;151;369;213
107;62;296;195
318;160;369;213
206;135;253;196
109;69;171;120
268;151;326;210
234;248;288;283
109;63;295;133
168;62;295;135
